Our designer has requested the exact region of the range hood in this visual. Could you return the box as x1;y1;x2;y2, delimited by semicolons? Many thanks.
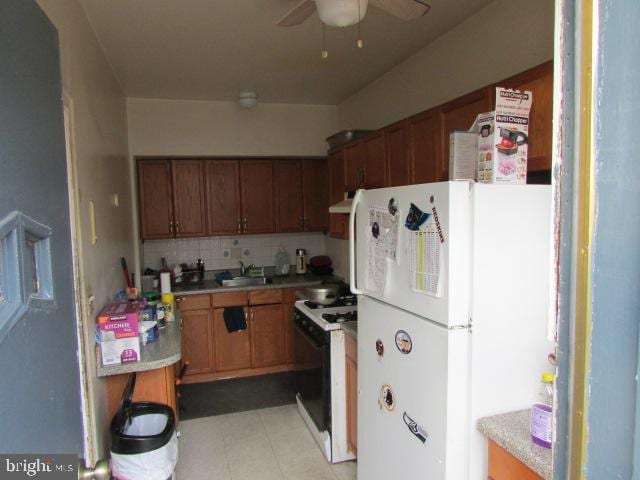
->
329;191;356;214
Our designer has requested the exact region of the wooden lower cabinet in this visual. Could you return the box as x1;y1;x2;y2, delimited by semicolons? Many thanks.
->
181;308;214;375
345;334;357;455
487;440;543;480
214;307;252;371
250;303;287;368
106;364;177;420
180;289;303;383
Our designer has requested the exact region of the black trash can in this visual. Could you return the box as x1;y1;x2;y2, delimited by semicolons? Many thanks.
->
110;373;178;480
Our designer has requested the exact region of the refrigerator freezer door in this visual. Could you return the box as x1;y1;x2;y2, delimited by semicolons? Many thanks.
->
358;296;469;479
352;181;471;328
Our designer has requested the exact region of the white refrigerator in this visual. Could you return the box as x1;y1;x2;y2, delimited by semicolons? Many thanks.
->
349;181;554;479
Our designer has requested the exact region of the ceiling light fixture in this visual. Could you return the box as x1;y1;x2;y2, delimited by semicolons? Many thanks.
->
315;0;368;28
238;91;258;108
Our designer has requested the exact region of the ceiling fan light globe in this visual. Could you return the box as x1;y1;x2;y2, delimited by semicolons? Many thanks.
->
316;0;368;27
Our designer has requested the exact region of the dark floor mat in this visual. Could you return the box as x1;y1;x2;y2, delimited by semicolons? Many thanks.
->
178;371;302;420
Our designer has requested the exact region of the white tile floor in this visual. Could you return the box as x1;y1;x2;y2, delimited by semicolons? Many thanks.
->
176;405;357;480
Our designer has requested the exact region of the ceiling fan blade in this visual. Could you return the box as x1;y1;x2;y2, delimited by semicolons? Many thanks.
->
370;0;431;21
276;0;317;26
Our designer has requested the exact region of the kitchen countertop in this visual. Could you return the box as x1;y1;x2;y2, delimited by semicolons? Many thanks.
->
96;315;181;377
342;321;357;340
171;272;338;295
477;409;552;479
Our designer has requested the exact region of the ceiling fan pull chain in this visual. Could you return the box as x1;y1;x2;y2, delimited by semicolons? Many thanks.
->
357;0;364;48
321;23;329;59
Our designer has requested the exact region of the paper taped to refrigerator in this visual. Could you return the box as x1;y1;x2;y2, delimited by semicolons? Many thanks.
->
408;219;443;297
366;206;399;294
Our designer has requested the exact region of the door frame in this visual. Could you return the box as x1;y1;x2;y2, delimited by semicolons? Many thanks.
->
62;91;96;466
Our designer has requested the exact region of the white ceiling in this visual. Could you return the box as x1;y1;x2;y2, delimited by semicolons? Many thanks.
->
80;0;492;105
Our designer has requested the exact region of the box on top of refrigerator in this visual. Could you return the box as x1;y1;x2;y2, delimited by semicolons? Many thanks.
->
477;87;533;184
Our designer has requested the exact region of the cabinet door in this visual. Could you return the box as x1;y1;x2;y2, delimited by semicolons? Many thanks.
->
408;109;441;184
283;300;302;365
250;304;287;368
385;120;410;187
488;440;543;480
363;132;387;188
439;87;493;181
137;159;174;239
302;159;329;232
344;141;365;191
213;308;252;372
172;159;206;237
274;160;304;233
181;309;214;375
206;160;241;235
328;149;348;239
499;61;553;173
240;160;275;234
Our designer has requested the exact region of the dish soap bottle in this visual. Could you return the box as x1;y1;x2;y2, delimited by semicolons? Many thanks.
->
274;246;290;276
531;372;554;448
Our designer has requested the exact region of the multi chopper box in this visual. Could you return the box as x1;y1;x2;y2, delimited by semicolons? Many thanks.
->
476;87;533;184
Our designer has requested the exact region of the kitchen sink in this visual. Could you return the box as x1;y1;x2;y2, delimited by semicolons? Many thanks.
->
219;276;272;287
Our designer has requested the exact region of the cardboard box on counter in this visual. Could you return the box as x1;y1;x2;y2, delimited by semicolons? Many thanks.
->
98;302;141;365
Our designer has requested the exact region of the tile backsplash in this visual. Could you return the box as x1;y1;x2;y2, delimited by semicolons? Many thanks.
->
142;233;325;271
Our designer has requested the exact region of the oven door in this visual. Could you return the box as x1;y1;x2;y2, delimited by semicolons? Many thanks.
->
293;317;331;433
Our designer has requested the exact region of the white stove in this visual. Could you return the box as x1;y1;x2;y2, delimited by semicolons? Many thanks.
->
294;300;358;331
292;295;357;464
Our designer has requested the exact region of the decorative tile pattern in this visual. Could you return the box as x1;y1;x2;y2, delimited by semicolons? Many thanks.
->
176;405;356;480
143;232;325;271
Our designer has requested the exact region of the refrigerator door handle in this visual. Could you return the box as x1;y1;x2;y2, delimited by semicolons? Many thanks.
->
349;189;364;294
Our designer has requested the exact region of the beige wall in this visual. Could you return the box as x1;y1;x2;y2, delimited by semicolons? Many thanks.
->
338;0;555;130
37;0;132;460
127;98;338;157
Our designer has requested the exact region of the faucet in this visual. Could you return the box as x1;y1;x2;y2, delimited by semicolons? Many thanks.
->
239;261;254;277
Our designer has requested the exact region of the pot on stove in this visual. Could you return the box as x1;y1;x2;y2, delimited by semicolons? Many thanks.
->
306;284;339;306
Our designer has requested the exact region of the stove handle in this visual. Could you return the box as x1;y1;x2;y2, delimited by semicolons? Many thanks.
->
349;189;364;295
294;324;323;352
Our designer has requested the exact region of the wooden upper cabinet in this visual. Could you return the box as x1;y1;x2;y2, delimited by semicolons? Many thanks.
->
439;87;493;181
240;160;275;234
498;61;553;172
274;160;304;233
138;159;174;240
302;159;329;232
385;120;410;187
408;109;441;184
181;309;214;375
344;141;365;191
250;304;287;368
363;132;387;188
213;308;252;372
328;149;348;239
206;160;241;236
171;159;206;237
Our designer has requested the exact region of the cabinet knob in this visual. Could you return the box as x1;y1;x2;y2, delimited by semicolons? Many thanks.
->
243;217;248;231
169;222;174;234
237;218;242;233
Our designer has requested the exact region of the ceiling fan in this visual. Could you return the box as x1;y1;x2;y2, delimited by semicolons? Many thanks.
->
277;0;431;28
